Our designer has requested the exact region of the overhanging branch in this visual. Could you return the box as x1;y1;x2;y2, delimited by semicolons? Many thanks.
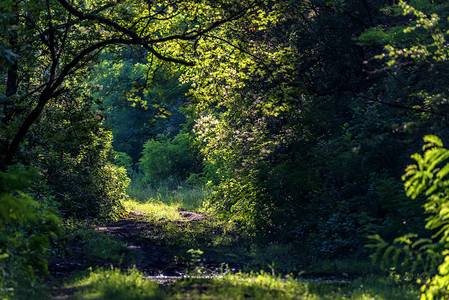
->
357;94;449;117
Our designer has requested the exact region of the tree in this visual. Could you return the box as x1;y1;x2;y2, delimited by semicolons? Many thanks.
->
0;0;265;168
88;47;190;163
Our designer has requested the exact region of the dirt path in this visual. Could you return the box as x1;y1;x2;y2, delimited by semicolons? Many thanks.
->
49;209;212;298
94;210;203;276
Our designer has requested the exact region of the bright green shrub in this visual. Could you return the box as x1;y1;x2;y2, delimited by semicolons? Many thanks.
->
139;133;198;184
367;135;449;299
114;152;133;173
0;166;62;299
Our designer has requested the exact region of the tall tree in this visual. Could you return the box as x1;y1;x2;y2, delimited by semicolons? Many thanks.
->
0;0;265;168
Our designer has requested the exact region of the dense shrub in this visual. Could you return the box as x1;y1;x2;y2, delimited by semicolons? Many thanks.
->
114;152;133;172
139;133;199;184
0;166;62;299
29;100;130;219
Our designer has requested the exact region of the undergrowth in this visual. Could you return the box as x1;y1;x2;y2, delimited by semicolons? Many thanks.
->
66;267;419;300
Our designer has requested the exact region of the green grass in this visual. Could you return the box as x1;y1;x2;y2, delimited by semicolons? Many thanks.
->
126;179;209;211
67;267;162;299
65;267;419;300
122;198;182;221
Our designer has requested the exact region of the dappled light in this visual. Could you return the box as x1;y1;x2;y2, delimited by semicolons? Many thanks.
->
2;0;449;298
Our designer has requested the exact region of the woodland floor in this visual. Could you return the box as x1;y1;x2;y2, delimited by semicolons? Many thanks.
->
47;209;241;299
45;208;419;299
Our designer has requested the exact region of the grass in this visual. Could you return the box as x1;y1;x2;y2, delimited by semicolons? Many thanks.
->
122;179;210;221
126;178;209;211
122;198;182;221
65;267;419;300
67;267;162;299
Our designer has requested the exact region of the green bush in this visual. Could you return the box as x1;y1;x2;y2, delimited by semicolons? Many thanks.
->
32;103;130;219
367;135;449;299
40;142;130;219
0;166;62;299
114;151;133;173
139;133;198;184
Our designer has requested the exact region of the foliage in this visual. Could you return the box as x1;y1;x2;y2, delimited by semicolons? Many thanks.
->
207;172;273;234
182;0;425;253
181;1;305;233
89;48;190;163
367;135;449;299
31;100;130;219
0;166;62;299
358;0;449;66
139;133;200;184
114;152;133;173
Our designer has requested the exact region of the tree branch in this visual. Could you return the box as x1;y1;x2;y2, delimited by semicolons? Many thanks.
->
357;94;449;117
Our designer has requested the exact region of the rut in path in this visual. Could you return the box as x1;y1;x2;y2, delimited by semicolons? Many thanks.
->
94;210;207;276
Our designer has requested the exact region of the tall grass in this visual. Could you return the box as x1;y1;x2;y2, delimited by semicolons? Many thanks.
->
126;176;209;211
122;199;182;221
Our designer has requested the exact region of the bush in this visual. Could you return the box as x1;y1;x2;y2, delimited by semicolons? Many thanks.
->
139;133;198;184
368;135;449;299
40;135;130;219
31;103;130;219
0;166;62;299
114;152;133;173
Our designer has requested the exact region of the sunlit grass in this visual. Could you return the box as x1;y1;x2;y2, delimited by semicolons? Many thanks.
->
67;267;162;300
123;178;210;221
126;178;209;211
171;272;419;299
122;198;182;221
65;267;419;300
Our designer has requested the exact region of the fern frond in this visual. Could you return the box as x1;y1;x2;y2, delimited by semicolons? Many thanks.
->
426;149;449;171
437;164;449;180
394;233;417;245
423;135;444;149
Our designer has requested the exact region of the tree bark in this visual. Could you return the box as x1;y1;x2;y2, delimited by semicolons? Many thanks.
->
3;90;53;165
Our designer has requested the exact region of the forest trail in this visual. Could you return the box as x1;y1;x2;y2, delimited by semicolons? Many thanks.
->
94;210;206;276
48;209;227;299
46;207;417;299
